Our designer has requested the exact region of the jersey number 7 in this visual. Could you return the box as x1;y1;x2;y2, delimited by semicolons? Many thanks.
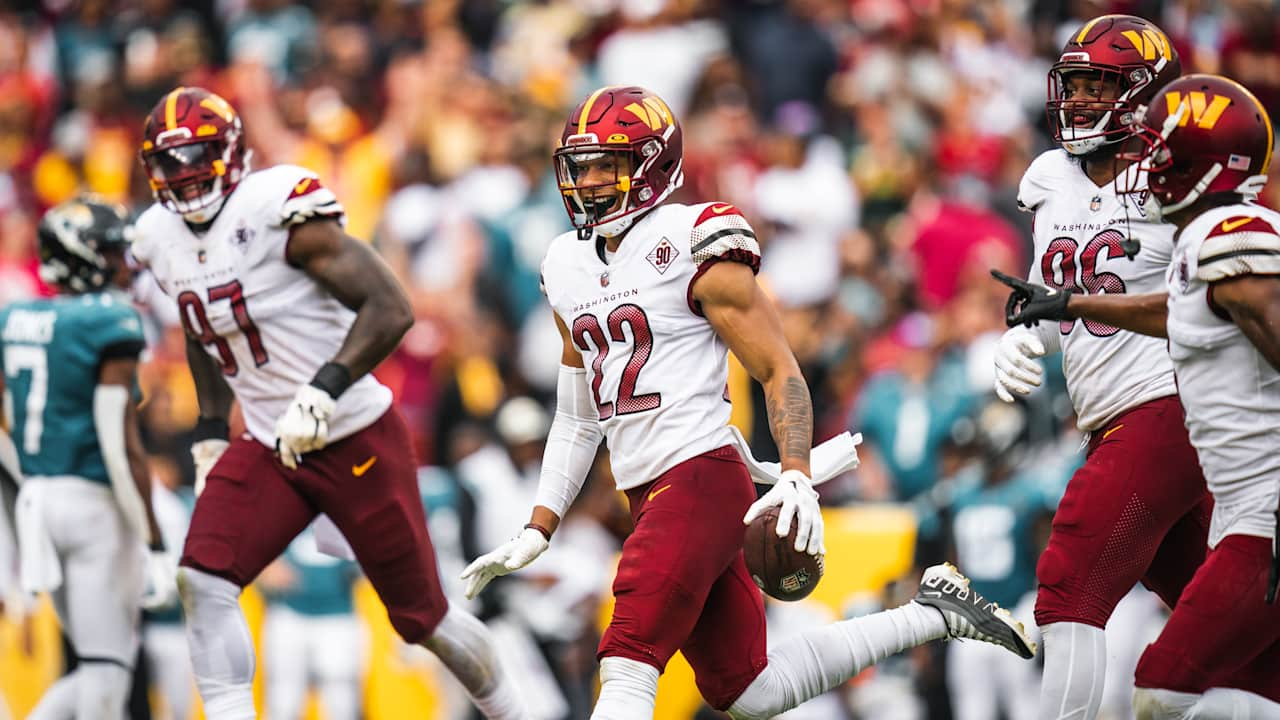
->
572;304;662;420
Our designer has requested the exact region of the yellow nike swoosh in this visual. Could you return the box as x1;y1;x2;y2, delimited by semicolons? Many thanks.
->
710;204;733;215
1102;424;1125;440
647;484;672;503
294;178;312;194
352;456;378;476
1221;217;1253;233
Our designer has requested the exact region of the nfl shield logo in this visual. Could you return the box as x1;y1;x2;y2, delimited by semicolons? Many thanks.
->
1090;195;1102;212
600;271;610;287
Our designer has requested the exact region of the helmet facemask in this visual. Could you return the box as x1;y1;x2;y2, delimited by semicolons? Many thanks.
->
142;131;249;225
1049;64;1152;156
554;129;681;239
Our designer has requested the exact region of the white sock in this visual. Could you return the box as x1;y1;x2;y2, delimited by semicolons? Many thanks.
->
180;568;256;720
728;603;947;719
1134;687;1200;719
591;657;660;720
1039;622;1106;720
1190;688;1280;719
421;602;525;719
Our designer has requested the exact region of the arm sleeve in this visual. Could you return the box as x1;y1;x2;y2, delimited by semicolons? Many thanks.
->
93;385;151;545
532;365;604;519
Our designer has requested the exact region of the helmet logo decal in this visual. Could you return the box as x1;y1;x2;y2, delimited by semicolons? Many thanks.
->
199;95;236;123
1165;91;1230;129
623;97;672;131
164;86;185;130
1120;29;1172;61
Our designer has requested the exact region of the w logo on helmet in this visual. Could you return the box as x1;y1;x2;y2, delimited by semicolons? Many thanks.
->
624;97;673;131
1120;28;1172;61
1165;91;1231;129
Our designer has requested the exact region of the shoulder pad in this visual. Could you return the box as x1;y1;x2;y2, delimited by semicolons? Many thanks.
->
1196;214;1280;283
690;203;760;273
275;170;345;228
1017;150;1067;213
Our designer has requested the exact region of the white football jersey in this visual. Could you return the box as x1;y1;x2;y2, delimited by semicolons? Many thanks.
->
133;165;392;447
1019;149;1177;431
1166;202;1280;547
540;202;759;490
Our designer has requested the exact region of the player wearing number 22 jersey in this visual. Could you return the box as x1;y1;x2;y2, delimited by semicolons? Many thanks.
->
131;86;524;720
461;86;1036;720
991;15;1211;720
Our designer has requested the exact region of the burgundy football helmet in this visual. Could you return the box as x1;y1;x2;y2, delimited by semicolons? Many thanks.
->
554;86;684;238
1120;74;1273;216
1048;14;1182;155
140;87;250;224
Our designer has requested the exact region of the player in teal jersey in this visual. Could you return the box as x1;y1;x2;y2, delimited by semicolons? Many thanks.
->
1;197;175;720
943;397;1063;720
259;526;363;720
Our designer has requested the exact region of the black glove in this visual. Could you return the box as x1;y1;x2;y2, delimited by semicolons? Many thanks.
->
991;270;1074;328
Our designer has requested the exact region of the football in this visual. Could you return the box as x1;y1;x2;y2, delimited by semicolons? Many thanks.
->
743;507;824;601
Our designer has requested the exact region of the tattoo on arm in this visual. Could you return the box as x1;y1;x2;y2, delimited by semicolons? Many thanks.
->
766;375;813;465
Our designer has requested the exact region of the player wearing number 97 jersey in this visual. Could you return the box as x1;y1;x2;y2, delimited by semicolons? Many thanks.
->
992;16;1212;720
461;86;1038;720
132;86;525;720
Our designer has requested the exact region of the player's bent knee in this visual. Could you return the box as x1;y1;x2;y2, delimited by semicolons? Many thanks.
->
726;666;789;720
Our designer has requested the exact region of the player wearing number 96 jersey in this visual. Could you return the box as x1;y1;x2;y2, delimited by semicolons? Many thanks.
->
132;86;526;720
461;86;1038;720
991;16;1212;720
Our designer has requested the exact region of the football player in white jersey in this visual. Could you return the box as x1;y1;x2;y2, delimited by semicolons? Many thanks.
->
1001;74;1280;719
460;85;1036;720
990;16;1214;720
130;87;526;720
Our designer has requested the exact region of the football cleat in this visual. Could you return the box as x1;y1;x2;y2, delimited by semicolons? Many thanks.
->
913;562;1038;659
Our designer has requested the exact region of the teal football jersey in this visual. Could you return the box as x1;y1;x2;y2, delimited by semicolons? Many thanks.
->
0;292;145;484
267;527;359;616
949;466;1053;608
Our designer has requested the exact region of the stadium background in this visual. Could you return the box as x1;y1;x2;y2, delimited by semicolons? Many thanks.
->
0;0;1278;718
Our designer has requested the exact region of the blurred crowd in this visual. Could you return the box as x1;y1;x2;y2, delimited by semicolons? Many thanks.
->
3;0;1280;718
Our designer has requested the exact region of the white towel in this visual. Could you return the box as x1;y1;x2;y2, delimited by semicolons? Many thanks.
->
726;425;862;487
16;481;61;594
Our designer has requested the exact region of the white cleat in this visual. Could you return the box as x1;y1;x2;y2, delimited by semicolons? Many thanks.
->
912;562;1037;659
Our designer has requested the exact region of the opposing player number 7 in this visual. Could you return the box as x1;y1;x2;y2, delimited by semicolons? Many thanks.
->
178;280;270;377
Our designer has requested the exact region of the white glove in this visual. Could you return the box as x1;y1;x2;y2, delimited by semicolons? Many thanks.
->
141;550;178;610
994;326;1046;403
191;439;228;497
459;527;550;600
743;469;824;556
273;385;336;469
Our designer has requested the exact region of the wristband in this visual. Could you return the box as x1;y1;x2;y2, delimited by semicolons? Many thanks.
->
524;522;552;542
310;362;353;399
193;416;230;442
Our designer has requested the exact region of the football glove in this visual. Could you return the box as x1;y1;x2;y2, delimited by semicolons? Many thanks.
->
142;550;178;610
743;469;824;556
994;326;1047;403
459;527;549;600
191;439;228;497
991;270;1073;328
274;385;336;469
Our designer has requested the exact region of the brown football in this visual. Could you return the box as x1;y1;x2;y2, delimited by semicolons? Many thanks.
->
743;506;824;601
